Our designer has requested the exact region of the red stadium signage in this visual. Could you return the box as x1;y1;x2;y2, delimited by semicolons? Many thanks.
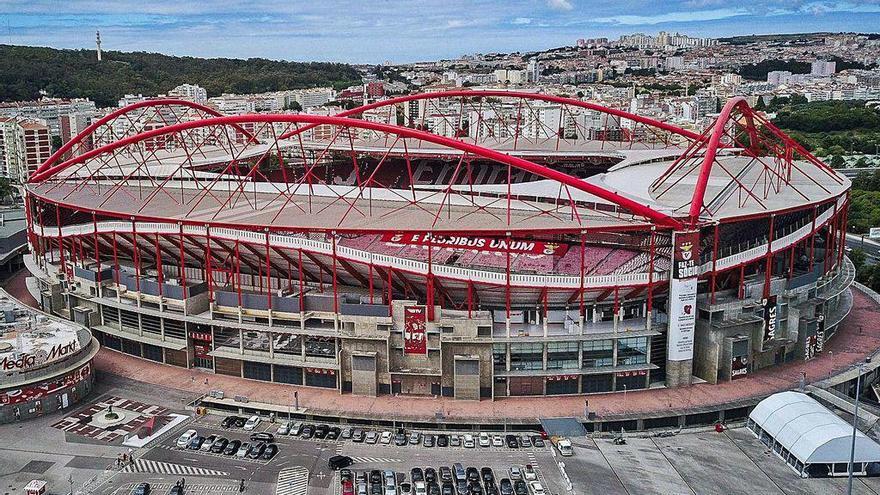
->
0;363;91;406
403;305;428;355
381;233;569;256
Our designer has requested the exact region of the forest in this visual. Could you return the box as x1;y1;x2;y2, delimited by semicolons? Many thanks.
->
0;45;363;107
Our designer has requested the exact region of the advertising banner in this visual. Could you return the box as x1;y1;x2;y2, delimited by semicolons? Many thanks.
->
762;295;778;344
667;231;700;362
731;355;748;379
805;312;825;361
403;305;428;355
381;233;569;256
0;363;90;406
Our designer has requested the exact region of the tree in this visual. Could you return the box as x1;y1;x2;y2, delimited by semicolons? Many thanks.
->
51;135;62;153
829;155;845;169
284;101;302;112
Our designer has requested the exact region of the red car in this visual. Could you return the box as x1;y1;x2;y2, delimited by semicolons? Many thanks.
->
342;481;354;495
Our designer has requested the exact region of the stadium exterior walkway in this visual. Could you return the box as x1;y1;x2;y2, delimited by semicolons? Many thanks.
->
6;269;880;425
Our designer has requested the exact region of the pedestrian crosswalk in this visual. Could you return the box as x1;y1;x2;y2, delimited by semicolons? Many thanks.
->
349;456;403;464
276;467;309;495
121;459;228;477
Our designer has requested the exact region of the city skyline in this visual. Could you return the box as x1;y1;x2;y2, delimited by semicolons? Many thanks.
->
1;0;880;63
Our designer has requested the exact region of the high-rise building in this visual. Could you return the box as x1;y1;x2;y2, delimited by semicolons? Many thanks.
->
811;60;836;77
0;118;21;179
16;121;51;183
366;81;385;98
168;84;208;104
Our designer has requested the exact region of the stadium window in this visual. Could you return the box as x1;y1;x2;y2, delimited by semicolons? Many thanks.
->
582;340;613;368
617;337;648;366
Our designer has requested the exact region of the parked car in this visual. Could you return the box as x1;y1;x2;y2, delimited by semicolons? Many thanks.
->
168;484;184;495
523;465;537;482
478;432;490;447
290;422;303;436
512;480;528;495
200;434;217;451
209;437;228;453
509;467;523;481
342;481;355;495
380;431;393;444
243;415;261;431
519;436;532;448
366;430;379;444
437;434;449;447
131;483;151;495
423;434;435;447
301;425;315;439
370;470;383;485
394;431;408;446
187;436;205;450
327;426;341;440
492;435;504;448
450;435;461;447
399;482;413;495
236;442;250;458
463;434;475;448
442;483;455;495
176;429;197;449
250;432;275;443
261;444;278;460
466;467;480;483
425;467;437;484
315;424;330;439
439;466;453;483
352;429;366;443
276;421;292;435
532;436;545;448
409;431;422;445
505;435;519;449
411;467;425;482
224;439;241;456
341;427;354;439
246;442;266;459
528;482;545;495
481;467;495;484
221;415;241;428
499;479;513;495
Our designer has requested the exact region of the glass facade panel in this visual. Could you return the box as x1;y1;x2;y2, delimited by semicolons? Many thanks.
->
493;343;507;372
510;343;543;371
242;330;270;352
617;337;648;366
547;342;579;370
305;336;336;358
582;339;613;368
273;333;303;356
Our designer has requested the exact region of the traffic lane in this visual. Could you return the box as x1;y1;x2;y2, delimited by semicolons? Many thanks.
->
847;234;880;263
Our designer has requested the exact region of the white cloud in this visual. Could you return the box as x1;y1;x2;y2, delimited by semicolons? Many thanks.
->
512;17;532;25
592;8;748;25
546;0;573;12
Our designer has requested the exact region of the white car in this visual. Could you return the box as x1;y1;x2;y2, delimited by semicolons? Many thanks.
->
523;465;538;481
529;481;546;495
277;420;292;435
479;432;491;447
380;431;393;444
509;466;522;480
492;435;504;447
200;434;217;451
290;422;303;436
236;442;250;458
176;429;197;449
414;481;427;495
243;415;261;431
463;434;475;448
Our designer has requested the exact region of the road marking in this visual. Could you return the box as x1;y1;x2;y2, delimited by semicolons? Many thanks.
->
122;459;228;477
276;466;309;495
349;456;404;464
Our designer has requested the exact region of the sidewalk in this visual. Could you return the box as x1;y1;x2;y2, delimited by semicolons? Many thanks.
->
90;287;880;423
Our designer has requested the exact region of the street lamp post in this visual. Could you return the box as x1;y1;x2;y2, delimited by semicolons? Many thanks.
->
848;358;871;495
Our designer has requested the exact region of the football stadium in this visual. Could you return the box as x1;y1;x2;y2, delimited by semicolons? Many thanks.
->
22;90;852;400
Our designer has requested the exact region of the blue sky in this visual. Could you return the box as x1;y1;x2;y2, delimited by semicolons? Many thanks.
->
0;0;879;63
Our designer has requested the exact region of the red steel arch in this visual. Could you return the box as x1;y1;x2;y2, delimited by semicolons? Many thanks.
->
38;98;259;177
686;97;842;226
29;113;683;229
279;89;703;143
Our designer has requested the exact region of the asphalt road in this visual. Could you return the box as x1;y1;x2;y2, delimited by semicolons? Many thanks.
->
847;233;880;265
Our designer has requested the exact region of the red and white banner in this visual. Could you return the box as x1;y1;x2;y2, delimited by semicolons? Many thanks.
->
0;363;91;406
381;233;569;256
403;305;428;355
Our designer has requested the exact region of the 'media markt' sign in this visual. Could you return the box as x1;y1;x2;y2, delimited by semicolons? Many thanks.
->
0;340;79;372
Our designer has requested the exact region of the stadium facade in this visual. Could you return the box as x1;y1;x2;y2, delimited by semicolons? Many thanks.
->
22;91;852;400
